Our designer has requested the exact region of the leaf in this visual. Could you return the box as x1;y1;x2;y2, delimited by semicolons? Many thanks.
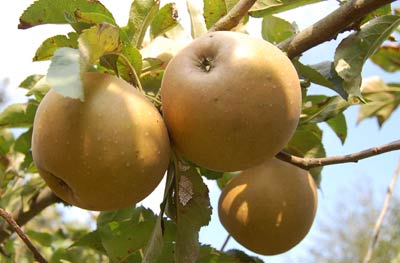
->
203;0;228;29
19;75;45;90
187;0;207;38
261;15;297;44
294;60;348;99
301;95;352;124
358;76;400;127
150;3;179;39
97;206;157;262
175;164;211;263
26;230;53;247
26;76;51;102
18;0;114;29
286;124;326;183
224;249;264;262
71;230;107;254
78;23;120;66
46;48;84;100
141;69;164;96
71;8;118;26
370;44;400;72
101;45;142;84
197;245;264;262
326;113;347;144
0;101;38;128
124;0;160;48
34;32;79;61
334;15;400;99
0;129;14;155
14;128;32;154
197;166;223;180
249;0;323;18
216;172;240;190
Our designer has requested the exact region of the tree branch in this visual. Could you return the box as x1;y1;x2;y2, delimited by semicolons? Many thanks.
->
363;159;400;263
209;0;257;32
276;140;400;170
0;208;48;263
278;0;396;59
0;187;60;243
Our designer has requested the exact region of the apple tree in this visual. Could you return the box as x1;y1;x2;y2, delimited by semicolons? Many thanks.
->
0;0;399;262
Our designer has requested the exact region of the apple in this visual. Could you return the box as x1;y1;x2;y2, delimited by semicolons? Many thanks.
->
218;158;318;255
31;72;170;211
161;31;301;172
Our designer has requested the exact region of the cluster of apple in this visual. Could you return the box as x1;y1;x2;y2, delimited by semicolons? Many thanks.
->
31;31;317;255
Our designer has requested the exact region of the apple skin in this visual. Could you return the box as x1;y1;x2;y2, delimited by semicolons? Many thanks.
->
218;158;318;255
31;72;171;211
161;31;301;172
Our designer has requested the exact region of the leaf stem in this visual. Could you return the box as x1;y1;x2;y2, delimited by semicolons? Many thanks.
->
276;140;400;170
0;208;48;263
107;52;144;92
220;234;231;251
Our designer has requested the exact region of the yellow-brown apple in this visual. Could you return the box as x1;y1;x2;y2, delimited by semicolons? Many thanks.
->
32;72;170;211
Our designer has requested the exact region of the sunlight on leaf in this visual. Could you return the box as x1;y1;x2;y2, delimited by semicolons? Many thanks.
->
334;15;400;98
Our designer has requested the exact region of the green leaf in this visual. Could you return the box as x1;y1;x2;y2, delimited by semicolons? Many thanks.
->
286;124;326;183
34;33;79;61
249;0;323;18
47;48;84;100
18;0;114;29
203;0;228;29
326;112;347;144
71;8;118;26
196;166;223;180
97;206;157;262
358;76;400;127
141;69;164;97
301;95;352;124
175;164;211;263
370;44;400;72
225;249;264;262
71;230;107;254
150;3;179;39
101;45;142;85
124;0;160;48
0;129;14;155
78;23;121;66
19;75;45;90
197;245;264;262
261;15;297;44
26;76;51;102
187;0;207;38
0;101;38;128
14;128;32;154
294;60;348;99
26;230;53;247
216;172;240;190
334;15;400;99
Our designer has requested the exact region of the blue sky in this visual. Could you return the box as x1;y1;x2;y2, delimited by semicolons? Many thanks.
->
1;1;399;262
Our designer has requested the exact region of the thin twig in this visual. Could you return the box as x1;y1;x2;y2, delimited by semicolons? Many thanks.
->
276;140;400;170
220;234;231;251
363;159;400;263
209;0;257;32
278;0;396;59
0;187;60;243
0;208;48;263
